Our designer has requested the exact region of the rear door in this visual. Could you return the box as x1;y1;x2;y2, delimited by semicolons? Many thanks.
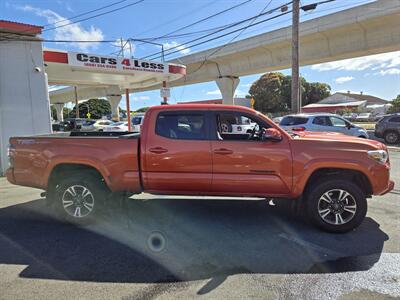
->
211;111;292;196
310;116;333;132
142;110;212;193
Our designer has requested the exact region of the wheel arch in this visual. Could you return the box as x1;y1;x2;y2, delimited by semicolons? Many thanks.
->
47;163;108;191
303;168;373;197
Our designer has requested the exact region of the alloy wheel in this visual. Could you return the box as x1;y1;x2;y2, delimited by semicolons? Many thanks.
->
62;185;95;218
317;189;357;225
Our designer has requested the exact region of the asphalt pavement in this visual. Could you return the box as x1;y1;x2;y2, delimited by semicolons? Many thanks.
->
0;150;399;300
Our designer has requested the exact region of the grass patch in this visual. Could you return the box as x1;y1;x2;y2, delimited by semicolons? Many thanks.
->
353;122;376;130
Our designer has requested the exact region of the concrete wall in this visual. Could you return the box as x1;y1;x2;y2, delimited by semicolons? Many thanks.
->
0;40;51;175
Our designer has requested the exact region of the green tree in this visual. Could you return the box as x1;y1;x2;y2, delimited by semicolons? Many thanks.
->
303;82;331;106
69;98;111;119
135;106;150;113
388;94;400;113
248;72;331;113
249;72;289;113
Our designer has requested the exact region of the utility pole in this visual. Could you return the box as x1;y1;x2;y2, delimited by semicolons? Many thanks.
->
74;86;79;119
291;0;300;113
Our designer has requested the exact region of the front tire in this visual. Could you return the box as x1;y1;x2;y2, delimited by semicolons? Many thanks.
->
306;179;367;233
48;173;108;224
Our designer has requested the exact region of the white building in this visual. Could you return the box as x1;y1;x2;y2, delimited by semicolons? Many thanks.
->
0;21;52;175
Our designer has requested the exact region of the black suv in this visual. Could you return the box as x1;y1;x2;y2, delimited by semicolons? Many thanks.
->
374;113;400;144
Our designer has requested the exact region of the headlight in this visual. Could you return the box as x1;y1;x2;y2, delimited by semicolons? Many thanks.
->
367;150;388;164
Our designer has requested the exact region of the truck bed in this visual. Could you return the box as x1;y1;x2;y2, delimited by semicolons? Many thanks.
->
8;132;142;193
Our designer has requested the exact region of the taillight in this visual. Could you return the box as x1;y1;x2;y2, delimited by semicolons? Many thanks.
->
7;144;16;167
292;127;306;131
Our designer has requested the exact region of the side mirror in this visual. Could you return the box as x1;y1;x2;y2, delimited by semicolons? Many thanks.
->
263;128;282;142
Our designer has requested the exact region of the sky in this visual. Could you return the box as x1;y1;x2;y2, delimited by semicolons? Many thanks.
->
2;0;399;110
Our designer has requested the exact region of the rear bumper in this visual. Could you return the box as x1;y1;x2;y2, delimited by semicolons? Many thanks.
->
378;180;395;195
5;168;16;184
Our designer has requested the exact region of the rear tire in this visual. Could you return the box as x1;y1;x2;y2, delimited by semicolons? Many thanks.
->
384;130;399;145
306;179;367;233
48;173;108;224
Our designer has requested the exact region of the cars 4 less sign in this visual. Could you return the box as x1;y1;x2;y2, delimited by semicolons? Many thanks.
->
67;52;168;74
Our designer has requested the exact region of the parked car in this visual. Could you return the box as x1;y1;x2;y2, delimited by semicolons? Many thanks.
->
279;113;369;138
103;122;129;132
131;114;145;132
219;113;257;134
355;113;372;122
63;118;89;131
81;119;114;131
272;116;284;124
374;113;400;144
373;113;387;122
80;120;96;131
342;113;358;122
6;104;393;233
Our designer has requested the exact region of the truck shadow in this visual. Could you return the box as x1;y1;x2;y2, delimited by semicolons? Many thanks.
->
0;197;389;285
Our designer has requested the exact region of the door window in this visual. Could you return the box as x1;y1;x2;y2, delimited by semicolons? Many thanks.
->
330;116;347;127
156;113;206;140
216;112;269;141
312;116;333;126
389;116;400;123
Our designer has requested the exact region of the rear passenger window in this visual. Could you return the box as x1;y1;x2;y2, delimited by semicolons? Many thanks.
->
156;113;206;140
280;116;308;126
312;116;332;126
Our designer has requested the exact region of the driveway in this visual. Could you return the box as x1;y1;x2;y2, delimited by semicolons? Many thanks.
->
0;150;399;299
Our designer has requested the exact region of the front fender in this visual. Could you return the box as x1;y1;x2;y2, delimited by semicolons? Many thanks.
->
291;158;372;198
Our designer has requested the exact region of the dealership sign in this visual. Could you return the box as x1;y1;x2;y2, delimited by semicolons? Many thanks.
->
67;52;168;74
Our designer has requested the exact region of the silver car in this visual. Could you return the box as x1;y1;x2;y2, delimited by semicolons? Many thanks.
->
279;113;369;138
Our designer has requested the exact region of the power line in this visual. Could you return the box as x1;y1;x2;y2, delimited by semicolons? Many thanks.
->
178;0;337;79
44;0;131;28
138;0;255;44
205;0;274;59
155;10;291;61
132;0;216;38
141;2;292;60
42;0;146;33
0;0;144;41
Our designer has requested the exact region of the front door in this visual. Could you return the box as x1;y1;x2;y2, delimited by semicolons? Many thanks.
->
211;111;292;197
143;110;212;194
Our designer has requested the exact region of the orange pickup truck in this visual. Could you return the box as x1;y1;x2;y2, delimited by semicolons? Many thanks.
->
6;104;394;232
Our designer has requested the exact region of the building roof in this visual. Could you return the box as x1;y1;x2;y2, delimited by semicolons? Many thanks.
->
0;20;43;35
303;100;366;108
338;92;388;105
319;92;388;106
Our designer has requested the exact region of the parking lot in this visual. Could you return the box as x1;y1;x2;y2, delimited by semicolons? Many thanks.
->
0;150;399;299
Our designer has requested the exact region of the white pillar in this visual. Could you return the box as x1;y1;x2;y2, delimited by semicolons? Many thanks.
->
53;103;64;122
0;30;51;175
108;95;122;121
216;76;240;105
